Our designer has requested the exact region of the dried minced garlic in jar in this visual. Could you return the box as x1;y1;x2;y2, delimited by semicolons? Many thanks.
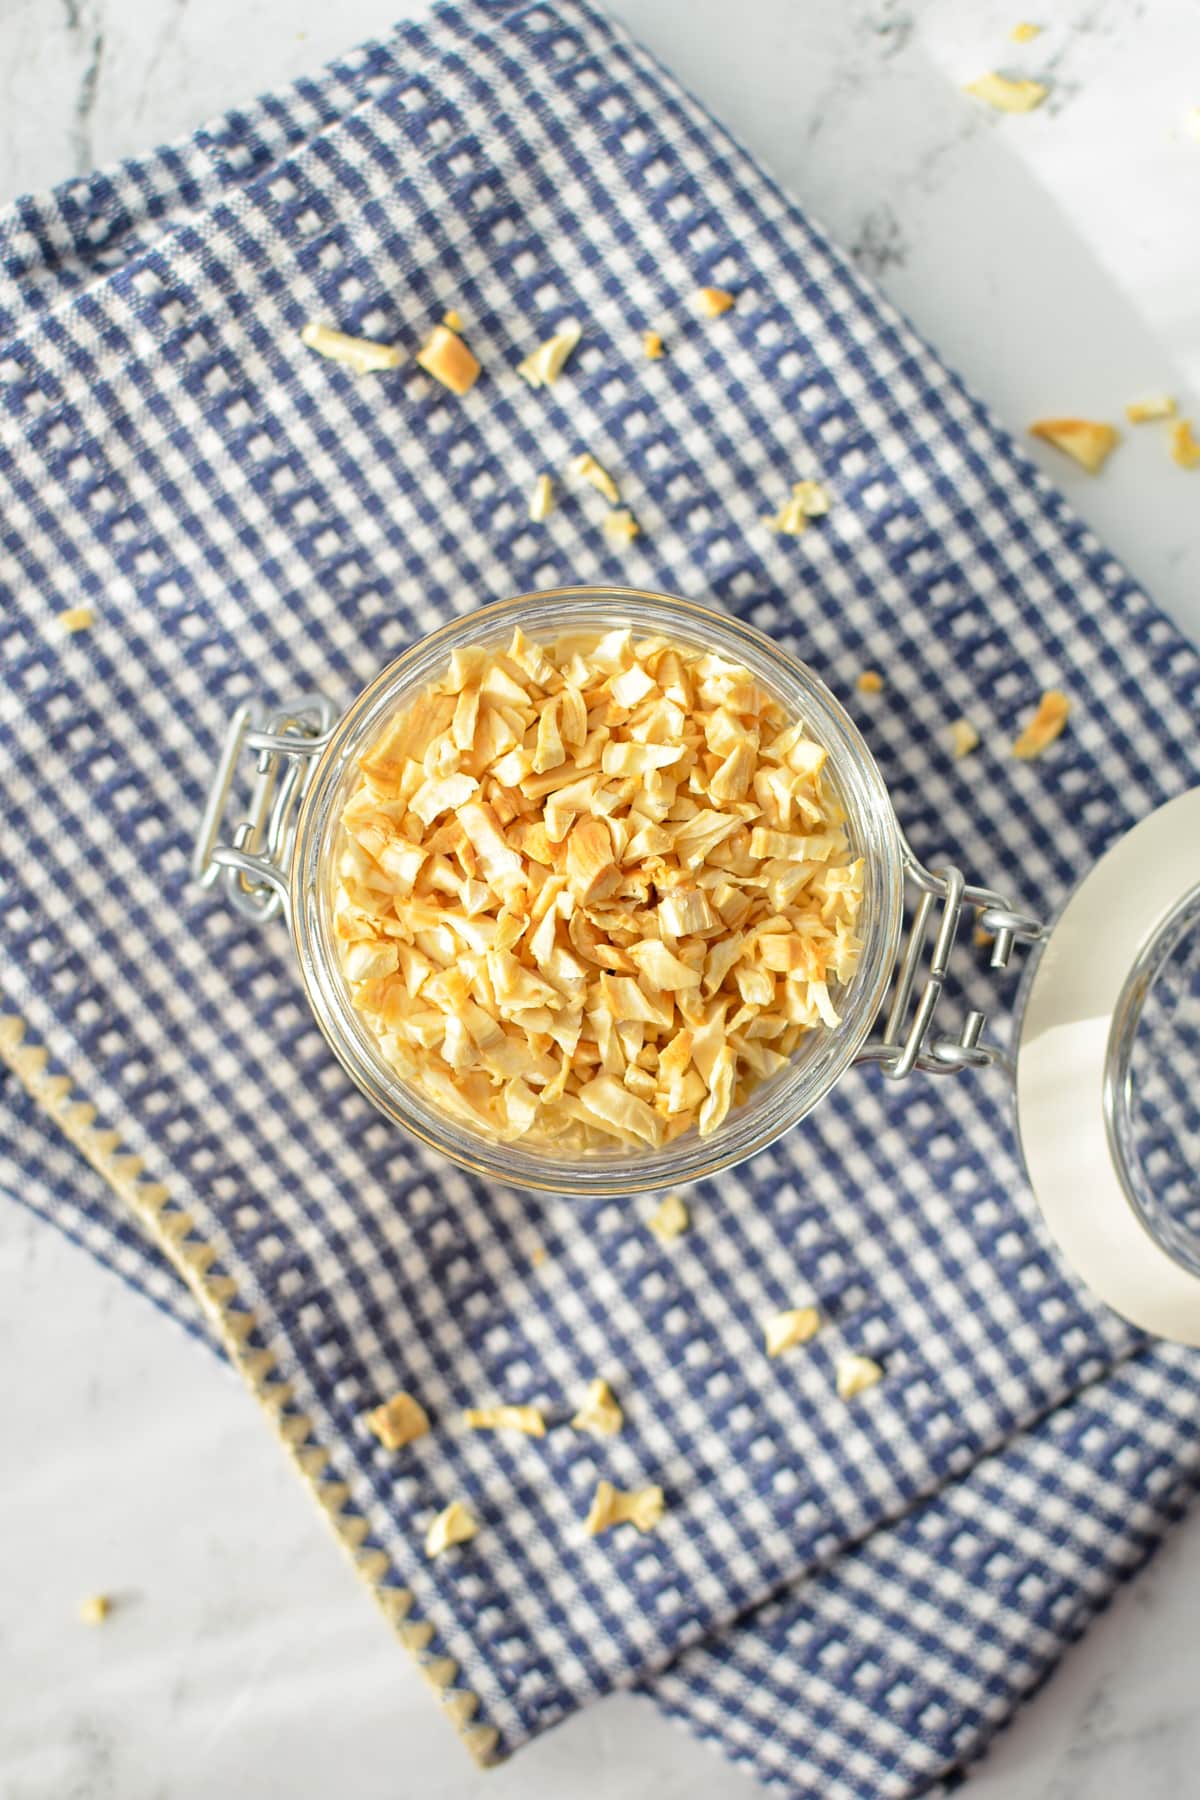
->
333;628;864;1150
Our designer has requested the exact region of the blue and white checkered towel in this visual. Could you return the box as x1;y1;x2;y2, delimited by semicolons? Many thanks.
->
2;4;1199;1794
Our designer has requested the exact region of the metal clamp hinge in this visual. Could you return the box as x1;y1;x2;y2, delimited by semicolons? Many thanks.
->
191;697;337;923
855;838;1044;1080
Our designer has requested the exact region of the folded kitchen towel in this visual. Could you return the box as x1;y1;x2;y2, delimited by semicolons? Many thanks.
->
2;3;1199;1795
7;1067;1198;1800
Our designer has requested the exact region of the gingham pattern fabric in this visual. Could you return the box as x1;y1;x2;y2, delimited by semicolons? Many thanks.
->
2;2;1199;1794
652;1340;1200;1798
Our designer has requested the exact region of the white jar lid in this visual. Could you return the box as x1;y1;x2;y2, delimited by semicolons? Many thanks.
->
1016;786;1200;1344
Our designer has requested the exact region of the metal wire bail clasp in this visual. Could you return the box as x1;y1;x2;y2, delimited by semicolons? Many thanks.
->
855;837;1044;1080
191;696;337;923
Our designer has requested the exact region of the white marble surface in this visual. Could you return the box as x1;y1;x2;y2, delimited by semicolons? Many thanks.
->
2;1;1200;1797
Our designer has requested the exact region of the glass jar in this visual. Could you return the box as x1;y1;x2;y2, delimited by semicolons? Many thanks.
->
193;587;1039;1201
1014;784;1200;1344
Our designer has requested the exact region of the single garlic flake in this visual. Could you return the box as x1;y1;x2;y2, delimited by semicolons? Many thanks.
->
584;1479;665;1536
964;73;1049;112
517;320;581;388
766;480;831;536
1125;394;1176;424
836;1353;884;1399
571;451;620;504
416;323;481;395
603;507;640;545
300;321;405;375
1012;689;1071;760
647;1191;690;1242
571;1377;624;1437
1170;419;1200;469
1010;21;1042;41
366;1391;431;1450
79;1593;112;1626
1029;418;1119;474
764;1306;821;1357
529;474;555;522
58;606;96;633
643;329;665;360
791;480;830;517
463;1403;546;1437
949;717;980;760
856;670;884;694
425;1500;478;1558
696;286;735;316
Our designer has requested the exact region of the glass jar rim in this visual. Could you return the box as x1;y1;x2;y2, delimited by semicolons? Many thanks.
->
289;586;905;1196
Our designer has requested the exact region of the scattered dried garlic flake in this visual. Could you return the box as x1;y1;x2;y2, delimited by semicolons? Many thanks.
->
584;1479;665;1536
836;1353;883;1399
425;1500;478;1558
1012;689;1071;760
856;670;884;695
79;1593;112;1626
643;329;665;360
1010;20;1042;41
571;1377;624;1436
603;507;640;545
300;321;404;374
647;1191;689;1241
696;286;735;316
58;606;96;633
764;1306;821;1357
964;72;1049;112
949;717;980;760
1170;419;1200;468
335;627;864;1151
791;480;830;517
530;1245;548;1268
975;924;996;949
366;1390;431;1450
416;322;480;395
766;480;831;536
518;320;581;388
1125;393;1176;424
529;474;555;522
463;1403;546;1436
571;451;620;504
1029;417;1119;474
443;309;464;331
